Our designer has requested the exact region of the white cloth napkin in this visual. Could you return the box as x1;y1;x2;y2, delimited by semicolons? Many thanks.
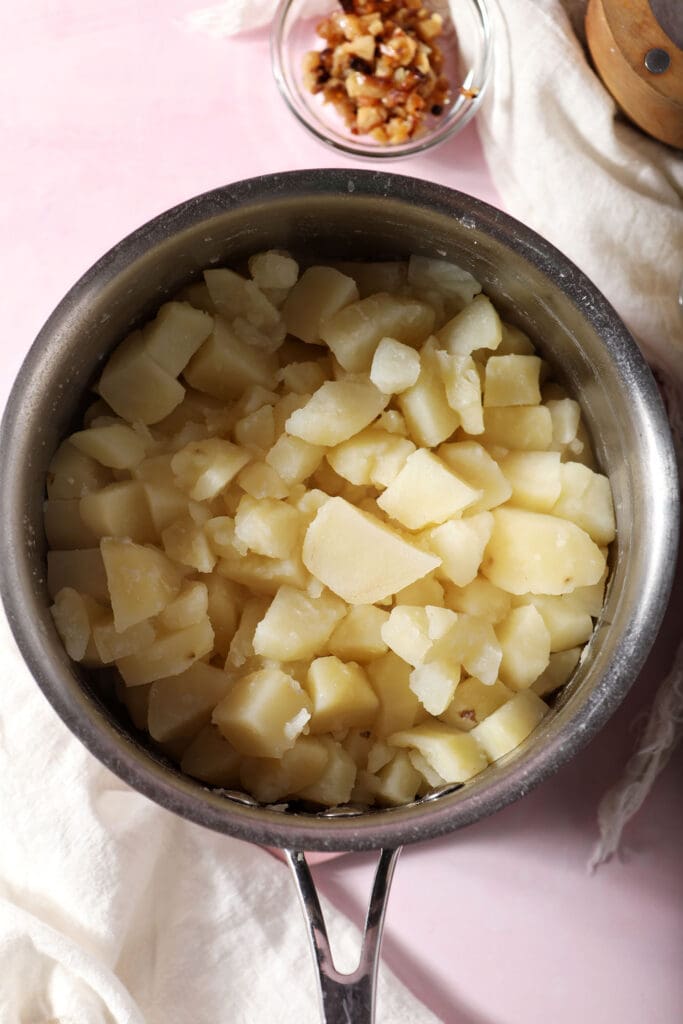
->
0;607;438;1023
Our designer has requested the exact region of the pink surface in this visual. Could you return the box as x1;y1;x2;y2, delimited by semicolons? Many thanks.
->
2;4;681;1023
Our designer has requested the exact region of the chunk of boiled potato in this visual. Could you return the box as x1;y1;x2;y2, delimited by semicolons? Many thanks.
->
98;330;185;425
407;256;481;307
283;266;359;344
203;268;282;334
365;750;422;806
437;442;512;513
320;292;435;372
496;322;536;356
481;407;553;450
395;575;445;607
428;614;502;686
285;380;388;447
439;677;512;731
297;737;357;806
101;537;182;632
389;722;489;783
171;438;251;501
158;581;209;632
80;481;157;544
326;428;415;488
377;449;481;530
47;440;113;500
212;666;311;757
532;646;582;697
249;250;299;290
481;507;606;595
369;337;421;394
498;451;562;512
237;461;290;500
234;405;276;452
43;499;98;550
226;596;270;669
366;652;420;737
305;656;380;733
484;354;542;408
253;585;346;661
328;605;390;661
205;575;244;658
147;661;234;742
180;723;242;787
302;496;439;604
496;605;551;690
398;346;459;447
184;316;278;401
437;294;502;356
161;515;216;573
116;616;214;686
277;360;328;395
470;690;548;760
240;735;329;804
70;422;147;470
142;301;213;377
409;658;461;716
422;512;493;587
234;494;302;559
380;605;457;667
47;549;110;603
265;434;325;486
50;587;106;663
520;594;594;652
217;548;310;596
551;462;616;545
443;577;511;624
434;352;484;434
547;398;580;446
330;260;409;298
92;616;156;664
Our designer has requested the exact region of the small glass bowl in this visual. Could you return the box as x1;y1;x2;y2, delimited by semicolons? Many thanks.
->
271;0;493;160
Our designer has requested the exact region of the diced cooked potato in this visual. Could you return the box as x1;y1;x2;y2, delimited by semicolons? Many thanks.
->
408;256;481;307
237;461;290;499
551;462;616;545
434;352;484;434
142;301;213;377
147;661;234;742
481;507;606;595
98;331;186;425
398;346;459;447
204;269;282;334
43;499;98;550
92;616;156;664
184;317;278;401
203;575;243;659
283;266;359;344
285;380;388;447
266;434;324;487
422;512;494;587
377;409;408;436
496;322;535;356
496;605;551;690
47;549;110;603
240;735;329;803
389;722;489;783
470;690;548;760
365;750;422;806
320;292;435;372
234;495;302;559
217;549;310;595
437;442;512;513
80;481;157;543
547;398;580;447
443;577;511;624
498;451;562;512
234;405;276;452
380;605;457;666
437;295;502;356
484;354;542;408
101;537;182;632
408;749;447;789
180;723;242;787
278;360;329;397
47;440;113;500
116;616;214;686
158;581;209;632
253;586;346;661
249;250;299;290
50;587;106;663
394;575;445;607
212;666;311;757
520;594;594;652
302;497;440;604
171;438;251;501
481;407;553;450
326;428;415;488
439;677;512;731
409;658;461;716
70;422;147;470
328;605;390;661
370;337;421;393
297;737;357;806
305;656;379;733
532;646;582;696
161;516;216;573
142;482;190;534
377;449;481;530
226;596;270;670
429;614;502;686
331;260;408;298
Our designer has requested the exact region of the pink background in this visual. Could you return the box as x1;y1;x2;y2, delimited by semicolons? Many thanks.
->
2;3;682;1022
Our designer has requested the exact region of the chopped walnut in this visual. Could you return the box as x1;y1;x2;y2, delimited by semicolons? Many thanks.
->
303;0;453;143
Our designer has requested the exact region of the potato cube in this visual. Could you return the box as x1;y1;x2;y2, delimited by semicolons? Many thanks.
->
161;515;216;573
522;594;594;652
532;647;582;697
481;507;606;595
398;348;459;447
547;398;580;446
328;605;390;661
283;266;359;344
116;616;214;686
249;250;299;290
285;380;388;447
205;575;243;658
422;512;493;587
47;440;113;500
439;677;512;731
180;723;242;787
381;605;457;666
302;497;440;604
305;656;379;733
443;577;511;624
481;407;553;450
297;738;357;806
408;749;447;789
101;537;182;632
204;269;282;332
237;461;290;499
212;666;311;757
217;550;310;595
266;434;325;487
572;572;607;618
326;428;415;488
437;294;502;356
434;352;484;434
253;585;346;661
142;301;213;377
142;482;190;533
148;662;234;742
409;658;461;715
92;616;156;664
234;405;275;452
158;581;209;632
377;449;481;530
234;495;302;559
370;337;421;394
429;614;502;685
498;451;562;512
79;481;157;544
470;690;548;760
226;596;270;669
70;423;147;470
331;260;409;298
171;438;251;501
47;549;110;603
184;317;278;401
50;587;106;663
389;722;489;783
496;322;535;356
407;256;481;307
276;360;328;396
551;462;616;545
366;652;420;737
240;735;329;804
484;355;542;407
394;576;445;607
320;293;435;372
98;330;185;425
43;499;98;550
496;605;551;690
366;750;422;806
437;442;512;513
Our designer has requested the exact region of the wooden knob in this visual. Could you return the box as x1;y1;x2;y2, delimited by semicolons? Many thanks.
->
586;0;683;148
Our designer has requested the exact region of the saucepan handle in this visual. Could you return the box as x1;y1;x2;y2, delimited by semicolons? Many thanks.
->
284;846;402;1024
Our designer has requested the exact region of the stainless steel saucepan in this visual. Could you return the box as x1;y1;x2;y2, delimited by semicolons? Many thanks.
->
0;170;678;1023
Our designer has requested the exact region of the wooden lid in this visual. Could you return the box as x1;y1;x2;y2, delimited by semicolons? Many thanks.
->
586;0;683;148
